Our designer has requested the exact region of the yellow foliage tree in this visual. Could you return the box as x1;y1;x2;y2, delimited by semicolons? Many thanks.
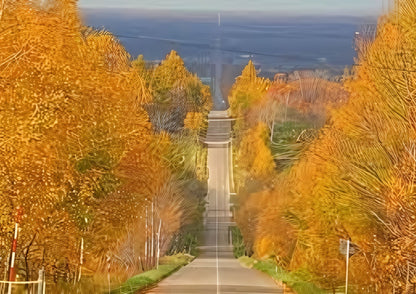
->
184;112;204;131
143;51;211;133
248;1;416;292
237;123;275;182
0;1;193;289
228;60;270;124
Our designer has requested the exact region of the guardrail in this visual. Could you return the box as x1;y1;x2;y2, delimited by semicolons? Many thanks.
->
0;269;45;294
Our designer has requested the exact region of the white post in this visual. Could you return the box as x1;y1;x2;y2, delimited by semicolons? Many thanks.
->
8;206;22;294
145;206;148;268
78;237;83;282
345;239;350;294
107;256;111;294
37;269;45;294
8;222;19;294
151;202;154;267
43;271;46;294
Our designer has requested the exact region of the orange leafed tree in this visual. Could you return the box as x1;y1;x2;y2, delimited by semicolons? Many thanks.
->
0;0;198;290
236;123;275;183
243;1;416;292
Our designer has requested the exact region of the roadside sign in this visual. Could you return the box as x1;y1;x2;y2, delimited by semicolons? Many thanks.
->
339;239;359;294
339;239;359;257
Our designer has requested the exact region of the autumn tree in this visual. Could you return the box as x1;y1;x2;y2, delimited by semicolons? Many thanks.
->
0;1;205;292
228;61;270;131
242;1;416;292
138;51;212;133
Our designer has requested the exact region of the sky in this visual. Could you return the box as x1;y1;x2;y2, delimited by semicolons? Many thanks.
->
78;0;387;16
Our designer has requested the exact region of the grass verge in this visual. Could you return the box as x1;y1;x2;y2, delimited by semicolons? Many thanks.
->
239;256;324;294
110;254;194;294
230;226;245;258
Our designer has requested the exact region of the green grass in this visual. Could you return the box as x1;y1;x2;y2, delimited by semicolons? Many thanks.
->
230;226;246;258
271;120;316;171
110;254;194;294
239;256;324;294
272;121;313;145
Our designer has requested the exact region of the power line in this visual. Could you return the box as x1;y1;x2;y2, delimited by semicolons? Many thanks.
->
115;34;209;50
353;63;416;73
117;33;416;72
114;33;312;61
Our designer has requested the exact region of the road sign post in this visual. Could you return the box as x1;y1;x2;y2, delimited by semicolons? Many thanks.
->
339;239;359;294
345;239;349;294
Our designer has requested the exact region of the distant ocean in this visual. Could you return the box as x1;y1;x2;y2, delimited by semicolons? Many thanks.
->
81;9;378;77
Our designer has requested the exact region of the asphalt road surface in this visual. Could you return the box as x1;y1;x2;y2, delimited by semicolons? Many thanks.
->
147;111;282;294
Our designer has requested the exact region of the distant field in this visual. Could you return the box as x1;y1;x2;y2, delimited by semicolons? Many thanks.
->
81;9;376;74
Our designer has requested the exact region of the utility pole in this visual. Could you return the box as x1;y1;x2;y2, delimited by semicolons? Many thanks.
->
212;12;225;109
345;239;350;294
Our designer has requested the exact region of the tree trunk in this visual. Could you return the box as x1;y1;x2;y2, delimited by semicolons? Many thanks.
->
156;220;162;269
284;93;290;122
24;233;37;281
78;237;84;282
145;206;148;269
0;0;5;23
151;202;154;268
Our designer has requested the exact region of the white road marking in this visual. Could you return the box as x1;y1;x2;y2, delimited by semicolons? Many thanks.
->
215;148;220;294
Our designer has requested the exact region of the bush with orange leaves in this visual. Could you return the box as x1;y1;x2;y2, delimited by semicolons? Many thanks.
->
184;112;205;131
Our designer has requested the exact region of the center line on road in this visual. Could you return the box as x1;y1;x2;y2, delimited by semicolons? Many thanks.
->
215;149;220;294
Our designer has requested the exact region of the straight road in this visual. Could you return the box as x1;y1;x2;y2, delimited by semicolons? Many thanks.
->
147;111;281;294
